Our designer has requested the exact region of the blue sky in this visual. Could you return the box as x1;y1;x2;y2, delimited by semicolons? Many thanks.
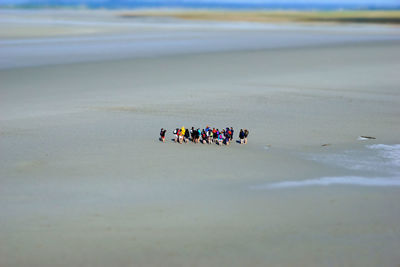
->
1;0;398;3
182;0;397;2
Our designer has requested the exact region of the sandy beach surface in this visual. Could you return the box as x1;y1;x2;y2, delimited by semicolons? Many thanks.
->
1;9;400;267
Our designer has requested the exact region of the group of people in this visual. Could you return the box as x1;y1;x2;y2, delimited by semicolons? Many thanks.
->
159;126;249;145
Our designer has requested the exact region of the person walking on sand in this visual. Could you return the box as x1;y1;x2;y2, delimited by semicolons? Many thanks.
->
225;132;230;145
207;128;212;144
177;127;183;144
173;128;178;143
176;128;180;143
180;126;185;143
244;129;249;144
160;128;167;142
213;128;218;143
217;131;224;145
190;127;195;142
192;128;198;143
197;128;201;143
184;127;190;143
201;129;207;144
239;129;245;144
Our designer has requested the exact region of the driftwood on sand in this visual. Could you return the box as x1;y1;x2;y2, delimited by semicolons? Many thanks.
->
359;136;376;140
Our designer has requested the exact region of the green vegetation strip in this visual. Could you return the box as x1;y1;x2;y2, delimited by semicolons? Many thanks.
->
120;10;400;24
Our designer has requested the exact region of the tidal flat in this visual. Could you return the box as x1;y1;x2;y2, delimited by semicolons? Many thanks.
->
1;9;400;267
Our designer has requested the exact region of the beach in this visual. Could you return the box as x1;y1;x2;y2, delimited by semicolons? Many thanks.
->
1;9;400;266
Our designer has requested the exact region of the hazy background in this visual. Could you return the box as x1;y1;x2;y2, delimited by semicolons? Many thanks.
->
1;0;399;9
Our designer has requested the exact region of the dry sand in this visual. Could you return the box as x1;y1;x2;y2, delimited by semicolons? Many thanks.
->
1;9;400;267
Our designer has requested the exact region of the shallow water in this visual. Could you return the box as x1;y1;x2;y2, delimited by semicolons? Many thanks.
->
253;144;400;189
1;9;400;69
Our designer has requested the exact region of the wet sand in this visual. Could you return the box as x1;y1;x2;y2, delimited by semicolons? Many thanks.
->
1;9;400;267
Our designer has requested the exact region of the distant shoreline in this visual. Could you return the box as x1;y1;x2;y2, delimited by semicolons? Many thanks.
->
2;7;399;25
1;2;400;11
119;10;400;25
